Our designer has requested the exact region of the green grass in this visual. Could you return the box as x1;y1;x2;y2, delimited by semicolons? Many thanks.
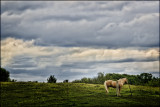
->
1;82;160;106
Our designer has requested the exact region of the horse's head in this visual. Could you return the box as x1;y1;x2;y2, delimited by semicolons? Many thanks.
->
121;78;128;84
124;78;128;84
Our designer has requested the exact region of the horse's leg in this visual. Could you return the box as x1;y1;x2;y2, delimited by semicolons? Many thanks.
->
106;91;108;95
119;87;121;96
106;87;109;95
116;88;118;96
116;81;119;96
116;88;119;96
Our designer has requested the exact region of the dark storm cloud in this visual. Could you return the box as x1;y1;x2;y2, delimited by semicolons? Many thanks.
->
1;1;159;48
7;62;96;82
1;1;47;14
60;57;159;70
8;55;37;69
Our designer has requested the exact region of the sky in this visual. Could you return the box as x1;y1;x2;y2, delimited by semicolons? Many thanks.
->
1;1;159;82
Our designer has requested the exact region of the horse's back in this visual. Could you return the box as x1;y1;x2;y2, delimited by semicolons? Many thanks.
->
106;80;112;85
106;80;117;88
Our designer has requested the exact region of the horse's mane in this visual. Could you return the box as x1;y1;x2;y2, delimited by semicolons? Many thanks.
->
118;78;128;84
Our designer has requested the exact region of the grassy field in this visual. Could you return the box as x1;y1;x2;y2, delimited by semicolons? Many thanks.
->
1;82;160;106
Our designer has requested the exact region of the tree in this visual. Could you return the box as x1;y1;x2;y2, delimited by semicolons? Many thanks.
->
11;79;17;82
81;77;88;83
63;79;68;83
47;75;57;83
97;72;105;84
138;73;152;84
0;67;10;82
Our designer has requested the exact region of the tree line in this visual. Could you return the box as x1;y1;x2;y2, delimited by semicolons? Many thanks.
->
72;72;160;87
1;67;159;87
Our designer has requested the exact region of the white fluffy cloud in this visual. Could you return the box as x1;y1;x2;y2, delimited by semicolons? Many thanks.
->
2;38;159;67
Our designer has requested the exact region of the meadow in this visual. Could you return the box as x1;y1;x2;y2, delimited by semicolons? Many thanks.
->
1;82;160;106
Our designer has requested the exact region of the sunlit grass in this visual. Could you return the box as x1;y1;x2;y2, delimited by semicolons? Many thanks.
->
1;82;160;106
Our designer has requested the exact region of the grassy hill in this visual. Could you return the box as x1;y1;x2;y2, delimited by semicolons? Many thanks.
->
1;82;160;106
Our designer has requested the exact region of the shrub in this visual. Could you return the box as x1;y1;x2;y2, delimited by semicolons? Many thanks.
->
47;75;57;83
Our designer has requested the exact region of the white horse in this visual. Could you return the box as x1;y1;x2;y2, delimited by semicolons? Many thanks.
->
104;78;128;96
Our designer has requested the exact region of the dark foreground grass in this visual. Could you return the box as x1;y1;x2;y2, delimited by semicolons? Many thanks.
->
1;82;160;106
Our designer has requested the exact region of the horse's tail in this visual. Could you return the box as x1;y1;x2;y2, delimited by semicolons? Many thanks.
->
104;81;109;93
116;80;119;96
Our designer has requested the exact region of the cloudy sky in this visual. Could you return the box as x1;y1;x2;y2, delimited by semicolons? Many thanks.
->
1;1;159;82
